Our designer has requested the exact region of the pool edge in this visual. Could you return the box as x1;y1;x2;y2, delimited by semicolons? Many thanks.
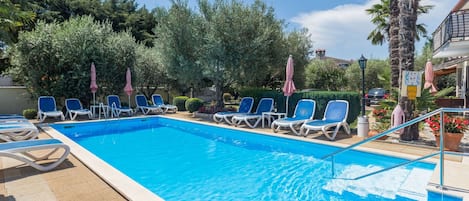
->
40;123;164;201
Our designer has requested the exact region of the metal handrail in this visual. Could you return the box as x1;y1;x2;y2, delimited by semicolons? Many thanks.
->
322;107;469;188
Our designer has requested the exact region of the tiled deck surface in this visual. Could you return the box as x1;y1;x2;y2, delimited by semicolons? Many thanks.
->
1;112;468;200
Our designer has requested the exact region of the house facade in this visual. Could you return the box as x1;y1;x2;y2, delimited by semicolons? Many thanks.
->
432;0;469;108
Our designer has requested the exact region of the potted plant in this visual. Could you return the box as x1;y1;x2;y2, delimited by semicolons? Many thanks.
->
368;122;390;140
368;108;390;140
425;114;469;151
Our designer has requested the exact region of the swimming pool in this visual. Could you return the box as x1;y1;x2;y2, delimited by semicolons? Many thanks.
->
50;117;446;201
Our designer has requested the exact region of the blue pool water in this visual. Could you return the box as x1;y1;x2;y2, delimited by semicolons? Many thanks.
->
51;117;456;201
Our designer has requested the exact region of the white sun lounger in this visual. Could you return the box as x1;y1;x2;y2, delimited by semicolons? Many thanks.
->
232;98;274;128
152;94;178;113
0;122;39;142
65;98;92;120
271;99;316;135
38;96;65;122
0;139;70;171
135;94;163;115
300;100;351;140
213;97;254;124
107;95;133;117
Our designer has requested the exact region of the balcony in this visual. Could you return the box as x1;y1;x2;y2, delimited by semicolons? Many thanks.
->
433;10;469;58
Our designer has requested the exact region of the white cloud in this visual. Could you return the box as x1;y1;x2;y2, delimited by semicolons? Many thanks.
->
291;0;458;60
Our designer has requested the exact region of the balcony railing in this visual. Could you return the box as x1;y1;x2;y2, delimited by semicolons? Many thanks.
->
433;9;469;54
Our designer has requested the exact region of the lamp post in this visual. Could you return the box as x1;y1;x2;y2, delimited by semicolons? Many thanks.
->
358;55;367;116
357;55;368;138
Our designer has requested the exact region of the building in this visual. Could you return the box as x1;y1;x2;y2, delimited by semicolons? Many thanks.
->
432;0;469;108
314;49;352;68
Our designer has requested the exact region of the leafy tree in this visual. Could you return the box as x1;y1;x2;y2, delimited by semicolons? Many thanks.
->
283;29;313;89
10;16;137;104
134;44;172;99
10;0;157;47
345;59;390;91
196;0;285;109
0;0;35;45
156;0;287;109
305;59;347;91
154;1;205;96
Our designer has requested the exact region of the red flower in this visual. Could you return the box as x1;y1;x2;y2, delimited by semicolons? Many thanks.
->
426;114;469;133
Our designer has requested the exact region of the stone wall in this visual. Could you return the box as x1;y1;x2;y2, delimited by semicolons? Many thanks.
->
0;86;36;114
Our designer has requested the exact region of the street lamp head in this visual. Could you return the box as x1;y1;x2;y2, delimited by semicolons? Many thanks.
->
358;54;367;70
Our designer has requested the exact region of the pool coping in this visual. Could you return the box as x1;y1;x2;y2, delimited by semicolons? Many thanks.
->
40;121;164;201
41;115;469;201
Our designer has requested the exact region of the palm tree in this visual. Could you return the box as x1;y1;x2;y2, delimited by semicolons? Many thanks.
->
366;0;432;87
398;0;419;141
389;0;400;88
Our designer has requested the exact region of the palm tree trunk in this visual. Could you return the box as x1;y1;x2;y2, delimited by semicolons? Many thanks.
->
389;0;400;88
398;0;419;141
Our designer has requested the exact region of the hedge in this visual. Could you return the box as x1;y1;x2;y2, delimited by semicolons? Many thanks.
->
173;96;189;111
185;98;204;113
239;88;360;124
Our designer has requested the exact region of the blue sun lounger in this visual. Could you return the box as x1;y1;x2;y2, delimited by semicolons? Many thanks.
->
0;121;39;142
213;97;254;124
0;139;70;171
152;94;177;113
65;98;92;120
0;114;29;123
232;98;274;128
300;100;351;140
38;96;65;122
271;99;316;135
135;94;163;115
107;95;133;117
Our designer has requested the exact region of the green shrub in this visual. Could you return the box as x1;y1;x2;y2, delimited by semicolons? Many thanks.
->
173;96;189;111
185;98;204;113
23;109;37;119
223;93;232;102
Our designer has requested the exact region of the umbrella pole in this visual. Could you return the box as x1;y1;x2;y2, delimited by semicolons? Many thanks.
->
93;93;96;105
285;96;289;116
128;96;131;109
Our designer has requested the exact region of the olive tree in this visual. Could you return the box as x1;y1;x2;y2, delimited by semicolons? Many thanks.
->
305;59;347;91
10;16;137;104
134;44;171;99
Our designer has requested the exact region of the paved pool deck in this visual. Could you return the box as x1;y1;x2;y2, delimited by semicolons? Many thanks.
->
0;112;468;200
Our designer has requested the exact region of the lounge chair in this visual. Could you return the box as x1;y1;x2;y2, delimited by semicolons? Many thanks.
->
135;94;163;115
213;97;254;124
0;139;70;171
232;98;274;128
38;96;65;122
152;94;177;113
271;99;316;135
65;98;92;120
0;122;39;142
0;114;29;123
300;100;351;140
107;95;133;118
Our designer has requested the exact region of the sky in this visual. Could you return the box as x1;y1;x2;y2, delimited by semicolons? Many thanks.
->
135;0;458;60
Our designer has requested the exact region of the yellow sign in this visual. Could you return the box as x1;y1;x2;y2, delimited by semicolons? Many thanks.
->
407;85;417;100
401;71;422;99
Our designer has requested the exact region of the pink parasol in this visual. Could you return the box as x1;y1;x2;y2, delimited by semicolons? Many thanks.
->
424;60;438;93
124;68;133;107
282;55;296;114
90;62;98;105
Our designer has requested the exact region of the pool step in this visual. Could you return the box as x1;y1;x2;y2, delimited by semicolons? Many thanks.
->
396;168;433;201
322;164;431;200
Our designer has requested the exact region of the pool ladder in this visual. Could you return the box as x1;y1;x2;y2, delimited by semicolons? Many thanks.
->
323;107;469;189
